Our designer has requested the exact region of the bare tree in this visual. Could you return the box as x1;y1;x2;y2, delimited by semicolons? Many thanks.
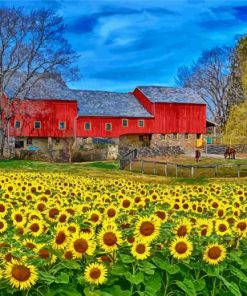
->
0;7;79;157
175;46;244;126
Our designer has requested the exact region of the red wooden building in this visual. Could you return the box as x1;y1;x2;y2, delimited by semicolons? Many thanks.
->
4;77;206;154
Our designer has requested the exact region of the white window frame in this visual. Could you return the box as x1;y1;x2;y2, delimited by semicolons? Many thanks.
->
84;122;91;130
105;123;112;131
15;120;21;129
138;120;144;127
59;121;66;130
122;119;128;127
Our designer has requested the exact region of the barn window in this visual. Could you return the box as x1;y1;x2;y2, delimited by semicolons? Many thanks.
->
184;133;189;140
15;140;24;148
26;138;32;145
161;134;166;141
122;119;128;127
138;120;144;127
172;133;178;139
59;121;66;130
84;122;91;130
139;135;144;141
15;120;21;129
105;123;112;131
34;121;41;129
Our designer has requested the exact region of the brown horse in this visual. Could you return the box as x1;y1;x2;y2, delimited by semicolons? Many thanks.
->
224;146;236;159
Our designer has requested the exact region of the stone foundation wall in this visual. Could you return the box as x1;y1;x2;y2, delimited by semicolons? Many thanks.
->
151;133;199;149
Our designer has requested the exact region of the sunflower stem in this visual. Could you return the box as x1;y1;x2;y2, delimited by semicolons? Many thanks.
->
211;277;217;296
163;271;169;296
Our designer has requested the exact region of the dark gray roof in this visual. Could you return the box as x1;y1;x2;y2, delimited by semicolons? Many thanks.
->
137;86;205;104
73;90;153;117
5;73;76;101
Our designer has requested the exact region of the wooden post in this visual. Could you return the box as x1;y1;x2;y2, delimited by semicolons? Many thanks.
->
164;164;168;177
214;165;218;177
191;166;194;178
153;162;156;175
175;165;178;177
141;160;144;174
129;161;132;171
237;164;240;178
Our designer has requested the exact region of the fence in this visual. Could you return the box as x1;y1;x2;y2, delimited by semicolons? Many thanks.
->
125;159;247;178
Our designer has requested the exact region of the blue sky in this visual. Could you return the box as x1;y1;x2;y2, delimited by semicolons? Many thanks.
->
1;0;247;91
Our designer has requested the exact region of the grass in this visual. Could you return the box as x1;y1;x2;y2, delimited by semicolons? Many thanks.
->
0;158;246;185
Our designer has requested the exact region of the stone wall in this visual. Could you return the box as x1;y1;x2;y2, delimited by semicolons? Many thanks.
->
151;133;199;150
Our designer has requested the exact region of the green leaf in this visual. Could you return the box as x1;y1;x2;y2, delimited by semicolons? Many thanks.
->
55;272;70;284
125;271;144;285
152;257;180;274
120;254;135;264
46;286;81;296
138;261;156;275
145;272;162;293
194;279;206;292
229;265;247;283
229;282;242;296
176;279;197;296
39;271;57;285
104;285;132;296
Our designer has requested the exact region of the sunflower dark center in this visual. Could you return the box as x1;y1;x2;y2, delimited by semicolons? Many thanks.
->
123;200;131;208
59;215;67;223
136;243;146;254
90;268;101;279
177;226;187;236
39;249;50;259
175;242;188;254
64;251;73;259
0;222;4;229
107;209;116;217
0;204;5;212
208;246;221;259
218;224;227;232
49;208;59;218
12;265;31;282
30;223;39;232
140;221;155;236
237;222;247;231
74;239;88;253
15;214;23;222
56;231;66;245
26;243;35;250
91;214;99;222
103;232;117;246
156;211;166;220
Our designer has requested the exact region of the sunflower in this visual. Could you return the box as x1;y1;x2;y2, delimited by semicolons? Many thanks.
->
215;220;231;236
67;222;80;234
169;237;193;260
84;263;108;285
87;210;102;226
234;219;247;236
120;197;134;210
22;239;39;252
0;202;8;217
27;219;44;237
203;244;226;265
196;218;213;237
131;240;151;260
0;218;7;233
155;209;169;222
173;218;192;237
37;247;57;265
52;226;69;250
11;210;27;227
4;259;38;290
98;225;123;252
63;249;74;260
69;232;96;259
134;215;160;242
104;205;118;220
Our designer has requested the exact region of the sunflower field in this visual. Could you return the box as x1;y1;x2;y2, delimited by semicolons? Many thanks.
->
0;172;247;296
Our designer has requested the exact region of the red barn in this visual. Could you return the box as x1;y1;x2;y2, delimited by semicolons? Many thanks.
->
3;76;206;158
